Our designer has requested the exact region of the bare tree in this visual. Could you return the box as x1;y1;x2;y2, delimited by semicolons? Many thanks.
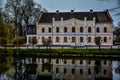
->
5;0;47;36
42;38;52;49
98;0;120;15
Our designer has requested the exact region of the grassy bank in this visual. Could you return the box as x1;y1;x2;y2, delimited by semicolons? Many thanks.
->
0;48;120;55
0;49;120;59
15;49;120;54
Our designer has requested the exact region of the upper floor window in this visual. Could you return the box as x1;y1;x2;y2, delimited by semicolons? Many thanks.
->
80;37;83;42
72;27;75;32
104;27;107;32
42;27;45;33
88;37;91;42
56;37;59;42
64;27;67;32
56;27;59;33
72;37;75;42
64;37;67;42
48;27;51;33
56;59;59;64
96;27;100;33
80;27;83;32
104;37;107;42
88;27;91;32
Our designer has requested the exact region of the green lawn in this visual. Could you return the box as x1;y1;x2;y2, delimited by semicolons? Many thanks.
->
0;49;120;56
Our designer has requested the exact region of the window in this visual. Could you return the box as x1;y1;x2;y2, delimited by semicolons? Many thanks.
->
42;37;44;41
42;59;44;63
64;37;67;42
88;69;91;75
104;61;107;65
72;37;75;42
48;37;51;41
48;59;51;63
28;37;31;43
104;27;107;32
103;69;107;75
42;68;44;72
64;27;67;32
80;27;83;32
72;68;75;74
56;27;59;33
88;27;91;32
56;37;59;42
72;59;75;64
56;59;59;64
64;68;67;74
96;27;100;33
80;37;83;42
64;60;67;64
88;37;91;42
72;27;75;32
48;27;51;33
87;60;91;65
56;68;59;73
48;68;51;73
80;69;83;74
104;37;107;42
42;27;45;33
80;60;83;64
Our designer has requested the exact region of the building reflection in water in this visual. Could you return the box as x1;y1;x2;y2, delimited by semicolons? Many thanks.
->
36;58;112;80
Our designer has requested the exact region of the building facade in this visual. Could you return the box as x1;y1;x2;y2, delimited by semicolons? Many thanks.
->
36;58;112;80
27;10;113;46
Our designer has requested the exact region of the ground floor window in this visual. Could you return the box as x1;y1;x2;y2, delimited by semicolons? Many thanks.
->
42;37;44;41
104;37;107;42
48;37;51;40
80;37;83;42
72;37;75;42
56;37;59;42
88;37;91;42
64;37;67;42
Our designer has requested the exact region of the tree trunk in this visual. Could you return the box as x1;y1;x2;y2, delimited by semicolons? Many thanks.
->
99;45;100;50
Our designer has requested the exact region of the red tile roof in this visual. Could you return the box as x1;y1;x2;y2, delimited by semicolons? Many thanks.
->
38;10;113;23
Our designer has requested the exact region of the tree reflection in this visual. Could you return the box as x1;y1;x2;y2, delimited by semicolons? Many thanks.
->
115;61;120;74
13;56;38;80
0;49;13;79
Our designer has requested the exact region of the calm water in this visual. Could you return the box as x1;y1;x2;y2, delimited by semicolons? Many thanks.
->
0;56;120;80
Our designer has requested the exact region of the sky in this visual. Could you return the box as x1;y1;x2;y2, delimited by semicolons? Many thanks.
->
35;0;119;26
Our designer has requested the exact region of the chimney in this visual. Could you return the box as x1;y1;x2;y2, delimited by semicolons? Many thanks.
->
61;17;63;26
71;10;74;13
90;9;93;13
56;10;59;14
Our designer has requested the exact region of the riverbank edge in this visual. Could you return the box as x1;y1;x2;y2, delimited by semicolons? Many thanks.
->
0;49;120;58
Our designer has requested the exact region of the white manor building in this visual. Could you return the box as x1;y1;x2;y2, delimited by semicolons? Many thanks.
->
27;10;113;46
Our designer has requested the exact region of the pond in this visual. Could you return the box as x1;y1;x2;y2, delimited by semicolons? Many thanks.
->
0;55;120;80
